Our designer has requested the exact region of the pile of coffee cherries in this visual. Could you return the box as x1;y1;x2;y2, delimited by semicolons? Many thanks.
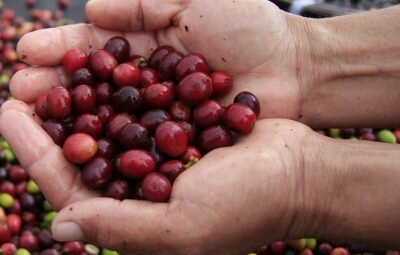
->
34;37;259;202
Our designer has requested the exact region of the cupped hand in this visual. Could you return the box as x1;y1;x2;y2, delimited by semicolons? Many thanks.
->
0;102;319;254
11;0;311;119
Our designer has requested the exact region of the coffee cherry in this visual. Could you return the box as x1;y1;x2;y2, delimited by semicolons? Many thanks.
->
117;150;155;179
106;113;135;140
143;83;175;109
111;86;142;113
197;125;233;153
119;123;150;149
234;91;260;117
95;82;113;105
211;71;233;97
95;104;115;124
169;101;191;122
34;94;49;120
41;120;67;146
155;121;188;157
81;157;112;189
113;63;141;87
149;46;175;69
193;100;223;128
62;133;98;164
139;109;171;134
71;68;94;87
71;85;96;114
46;86;71;119
96;138;116;160
89;50;117;81
175;53;209;80
176;72;213;106
73;114;103;138
180;146;202;164
159;160;185;183
223;103;256;134
63;48;88;75
141;172;171;202
104;36;130;63
140;67;159;87
105;179;131;200
158;51;184;81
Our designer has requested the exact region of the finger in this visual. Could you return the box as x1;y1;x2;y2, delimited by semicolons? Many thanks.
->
0;100;42;124
17;24;158;66
86;0;186;32
0;106;98;210
10;67;68;103
52;198;197;254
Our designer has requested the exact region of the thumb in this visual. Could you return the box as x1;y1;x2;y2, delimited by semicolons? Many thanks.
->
86;0;187;32
51;197;199;254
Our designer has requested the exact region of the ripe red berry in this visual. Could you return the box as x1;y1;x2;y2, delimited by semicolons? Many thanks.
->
71;84;96;114
96;138;116;160
175;53;209;80
46;86;72;119
210;71;233;97
73;114;103;138
0;181;16;196
34;94;49;120
95;82;113;105
89;50;117;81
140;67;159;87
197;125;233;153
113;63;141;87
6;214;21;234
157;51;184;81
106;113;135;140
19;233;39;252
234;91;260;117
155;121;188;157
0;223;11;243
176;72;213;106
95;104;115;124
139;109;171;133
8;165;28;183
169;101;191;122
149;46;175;68
141;172;172;202
117;150;155;179
119;123;149;149
223;103;256;134
71;68;94;87
42;120;68;146
104;36;130;63
63;48;88;75
63;133;98;164
111;86;143;113
1;243;16;255
81;157;112;189
62;241;84;255
180;122;196;144
193;100;223;128
159;160;185;183
105;179;131;200
143;83;175;109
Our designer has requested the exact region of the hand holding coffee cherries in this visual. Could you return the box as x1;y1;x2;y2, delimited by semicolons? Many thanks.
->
1;0;400;254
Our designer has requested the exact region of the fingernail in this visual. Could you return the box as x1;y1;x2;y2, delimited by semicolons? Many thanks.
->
52;222;84;241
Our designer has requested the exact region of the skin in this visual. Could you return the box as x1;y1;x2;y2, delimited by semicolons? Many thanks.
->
0;0;400;254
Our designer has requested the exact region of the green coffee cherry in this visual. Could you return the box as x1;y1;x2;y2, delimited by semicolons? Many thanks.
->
0;139;10;150
85;244;100;255
26;180;40;194
44;211;58;224
15;248;31;255
378;129;396;144
328;129;341;139
102;249;120;255
305;238;317;250
43;200;53;212
247;253;258;255
3;149;15;162
0;193;14;208
0;74;9;86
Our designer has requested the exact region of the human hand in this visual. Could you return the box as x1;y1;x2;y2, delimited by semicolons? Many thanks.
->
10;0;312;120
0;102;321;254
